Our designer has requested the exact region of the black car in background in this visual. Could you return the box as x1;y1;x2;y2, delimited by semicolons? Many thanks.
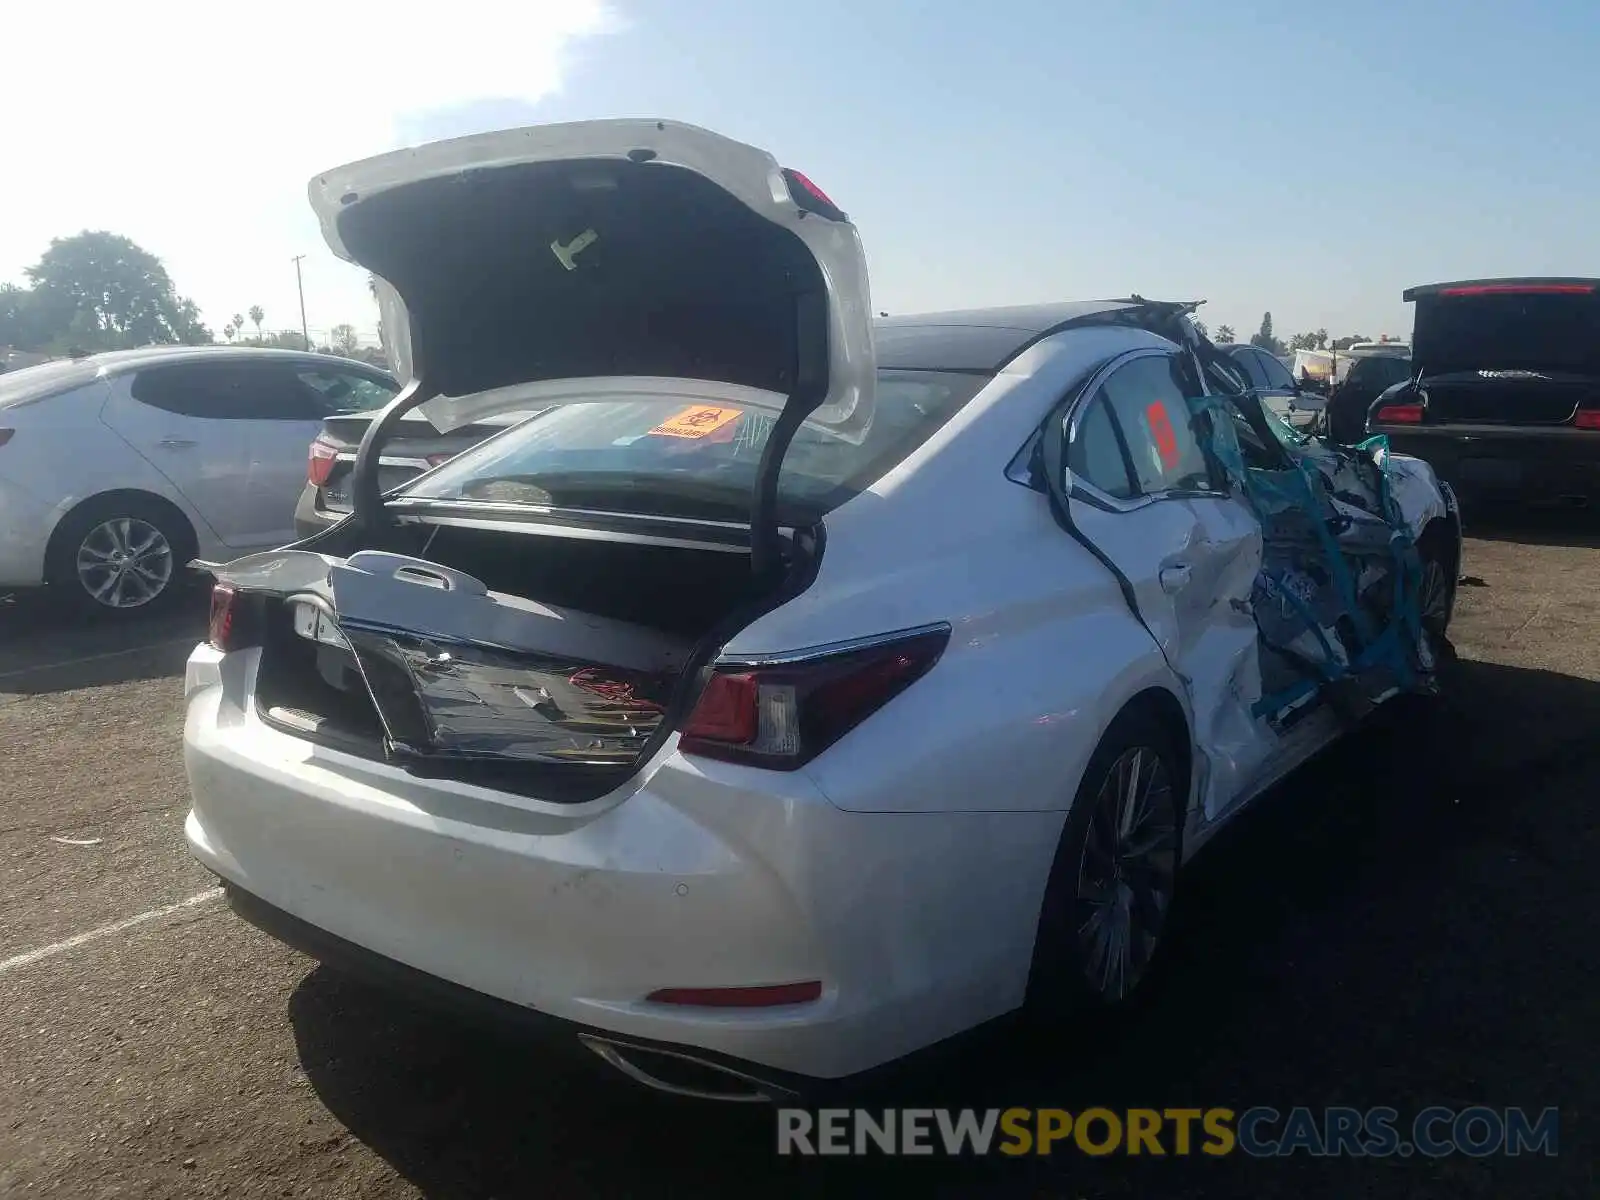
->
1326;351;1413;444
1367;278;1600;508
294;407;548;538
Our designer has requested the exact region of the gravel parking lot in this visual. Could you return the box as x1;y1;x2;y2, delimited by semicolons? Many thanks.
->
3;516;1598;1199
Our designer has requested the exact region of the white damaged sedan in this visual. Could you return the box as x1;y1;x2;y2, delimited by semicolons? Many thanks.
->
183;119;1462;1102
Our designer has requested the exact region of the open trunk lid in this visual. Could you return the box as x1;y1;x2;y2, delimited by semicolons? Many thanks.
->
1406;279;1600;424
308;119;875;440
231;547;703;799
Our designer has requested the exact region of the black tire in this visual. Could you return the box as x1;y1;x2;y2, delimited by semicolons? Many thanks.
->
46;495;196;618
1416;522;1459;669
1027;706;1185;1016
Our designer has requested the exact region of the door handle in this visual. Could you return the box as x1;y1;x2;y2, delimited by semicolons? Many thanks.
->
158;437;198;450
1159;564;1191;593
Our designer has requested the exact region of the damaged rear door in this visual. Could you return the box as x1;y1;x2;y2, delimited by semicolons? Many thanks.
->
1045;348;1273;820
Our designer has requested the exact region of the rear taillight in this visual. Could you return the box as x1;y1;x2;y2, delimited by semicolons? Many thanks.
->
1374;403;1424;424
0;429;13;448
207;583;239;651
679;626;950;769
424;452;455;467
1574;411;1600;430
307;435;340;487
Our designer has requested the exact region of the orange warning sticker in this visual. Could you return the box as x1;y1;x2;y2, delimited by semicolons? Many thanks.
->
1146;401;1181;470
649;405;744;439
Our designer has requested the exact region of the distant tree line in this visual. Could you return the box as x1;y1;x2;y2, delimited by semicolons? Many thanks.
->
1;231;383;369
1190;314;1380;356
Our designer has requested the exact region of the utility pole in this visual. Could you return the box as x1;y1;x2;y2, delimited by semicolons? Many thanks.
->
291;255;310;350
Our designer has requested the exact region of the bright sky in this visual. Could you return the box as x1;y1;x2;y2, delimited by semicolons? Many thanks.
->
4;0;1596;347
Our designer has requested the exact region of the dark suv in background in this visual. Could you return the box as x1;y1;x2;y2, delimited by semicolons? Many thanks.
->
1367;278;1600;508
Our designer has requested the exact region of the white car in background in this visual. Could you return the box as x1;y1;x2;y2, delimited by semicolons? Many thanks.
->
183;120;1461;1102
0;348;398;614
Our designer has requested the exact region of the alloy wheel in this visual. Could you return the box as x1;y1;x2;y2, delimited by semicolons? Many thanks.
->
1073;745;1179;1003
75;517;174;609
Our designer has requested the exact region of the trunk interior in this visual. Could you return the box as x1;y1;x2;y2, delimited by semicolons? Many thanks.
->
252;520;801;801
402;523;770;638
1425;379;1594;425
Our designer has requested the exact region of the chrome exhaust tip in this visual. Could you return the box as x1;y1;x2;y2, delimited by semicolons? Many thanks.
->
577;1035;800;1103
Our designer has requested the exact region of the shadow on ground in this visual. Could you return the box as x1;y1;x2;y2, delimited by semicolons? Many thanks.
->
289;655;1597;1198
0;585;206;695
1459;503;1600;549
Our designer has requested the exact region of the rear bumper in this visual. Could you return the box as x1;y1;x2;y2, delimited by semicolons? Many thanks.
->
1374;425;1600;502
292;483;343;541
182;646;1054;1084
218;879;816;1101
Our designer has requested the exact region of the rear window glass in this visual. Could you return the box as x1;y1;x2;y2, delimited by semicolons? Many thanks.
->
404;369;988;519
1349;356;1412;388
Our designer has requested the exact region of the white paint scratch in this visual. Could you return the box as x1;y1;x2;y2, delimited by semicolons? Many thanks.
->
0;888;223;976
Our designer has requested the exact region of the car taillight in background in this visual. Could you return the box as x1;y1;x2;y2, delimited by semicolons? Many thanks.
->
424;452;455;467
1374;403;1424;424
1574;411;1600;430
679;625;951;769
208;583;239;651
307;434;340;487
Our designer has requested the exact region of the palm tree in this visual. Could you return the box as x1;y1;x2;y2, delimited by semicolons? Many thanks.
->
248;306;264;340
223;323;236;342
231;314;244;342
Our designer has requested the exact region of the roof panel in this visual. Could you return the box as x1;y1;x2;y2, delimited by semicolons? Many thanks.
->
872;300;1142;371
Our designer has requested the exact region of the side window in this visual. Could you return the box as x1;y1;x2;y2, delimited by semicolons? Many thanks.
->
1257;351;1297;392
1097;354;1214;493
1228;350;1270;390
1066;394;1136;499
130;365;261;418
130;363;322;420
297;369;398;414
229;365;325;420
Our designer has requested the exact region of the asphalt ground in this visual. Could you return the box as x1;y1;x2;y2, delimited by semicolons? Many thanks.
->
2;513;1599;1198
